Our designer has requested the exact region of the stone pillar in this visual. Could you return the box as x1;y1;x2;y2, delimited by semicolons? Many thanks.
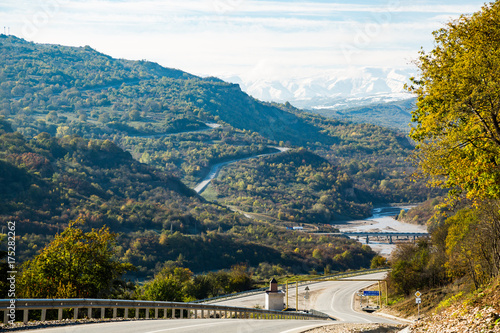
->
265;278;285;311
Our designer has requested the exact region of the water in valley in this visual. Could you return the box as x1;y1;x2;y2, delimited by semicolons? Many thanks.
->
333;206;428;257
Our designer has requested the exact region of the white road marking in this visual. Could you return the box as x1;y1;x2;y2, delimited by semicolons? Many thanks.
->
143;320;236;333
279;323;332;333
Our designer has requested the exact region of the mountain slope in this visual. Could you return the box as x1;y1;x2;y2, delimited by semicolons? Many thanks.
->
0;121;379;277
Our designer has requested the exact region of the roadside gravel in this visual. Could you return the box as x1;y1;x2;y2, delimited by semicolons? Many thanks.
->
303;323;406;333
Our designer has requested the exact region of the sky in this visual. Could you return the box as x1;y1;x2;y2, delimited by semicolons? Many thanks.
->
0;0;487;81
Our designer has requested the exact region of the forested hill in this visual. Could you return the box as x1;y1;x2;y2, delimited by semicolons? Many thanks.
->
0;34;327;145
0;119;197;235
0;35;441;278
0;120;379;277
0;34;438;216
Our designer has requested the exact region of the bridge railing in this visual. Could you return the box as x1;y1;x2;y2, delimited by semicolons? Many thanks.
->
194;268;389;304
1;298;330;325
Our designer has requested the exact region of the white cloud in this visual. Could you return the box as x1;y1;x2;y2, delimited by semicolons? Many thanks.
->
0;0;486;81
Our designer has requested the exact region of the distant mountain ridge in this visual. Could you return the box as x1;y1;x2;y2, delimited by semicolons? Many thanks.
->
224;67;416;110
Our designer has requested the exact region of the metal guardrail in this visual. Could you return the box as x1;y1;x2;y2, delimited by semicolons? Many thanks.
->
1;298;330;325
194;268;390;304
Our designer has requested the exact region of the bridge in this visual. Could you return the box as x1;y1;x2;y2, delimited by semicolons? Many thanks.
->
316;232;429;244
343;231;429;244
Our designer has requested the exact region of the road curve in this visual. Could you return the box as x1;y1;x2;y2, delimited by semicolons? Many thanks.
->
14;318;330;333
14;272;401;333
210;272;401;325
194;147;290;194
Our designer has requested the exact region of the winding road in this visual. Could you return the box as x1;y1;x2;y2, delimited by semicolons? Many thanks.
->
194;147;290;194
133;122;291;194
15;272;403;333
208;272;400;324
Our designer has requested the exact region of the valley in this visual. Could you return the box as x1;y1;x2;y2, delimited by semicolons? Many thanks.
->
0;35;437;285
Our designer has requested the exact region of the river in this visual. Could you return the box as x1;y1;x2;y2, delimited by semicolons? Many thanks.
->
333;206;428;257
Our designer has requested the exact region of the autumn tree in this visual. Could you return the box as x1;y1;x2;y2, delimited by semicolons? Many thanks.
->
445;203;500;288
408;1;500;200
407;2;500;289
141;266;194;302
18;218;133;298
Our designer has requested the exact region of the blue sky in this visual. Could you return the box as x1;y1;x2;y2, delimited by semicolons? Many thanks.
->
0;0;487;81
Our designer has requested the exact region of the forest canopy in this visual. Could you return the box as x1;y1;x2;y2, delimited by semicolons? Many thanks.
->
409;1;500;201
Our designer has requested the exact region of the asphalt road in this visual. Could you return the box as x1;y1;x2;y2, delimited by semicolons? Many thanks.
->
210;272;400;324
15;272;401;332
15;319;330;333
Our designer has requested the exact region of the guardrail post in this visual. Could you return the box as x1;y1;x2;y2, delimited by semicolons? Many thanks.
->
41;308;46;321
172;309;176;319
113;308;117;318
23;309;28;323
74;308;79;319
58;308;63;321
135;308;139;319
101;307;105;319
124;308;128;319
4;310;8;324
201;309;204;318
163;308;167;319
145;308;150;319
88;307;92;319
154;308;158;319
180;309;184;319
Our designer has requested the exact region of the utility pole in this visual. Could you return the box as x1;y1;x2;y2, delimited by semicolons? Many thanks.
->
286;280;288;309
295;281;298;311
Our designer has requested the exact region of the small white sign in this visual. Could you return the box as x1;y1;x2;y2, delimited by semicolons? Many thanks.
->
416;297;421;304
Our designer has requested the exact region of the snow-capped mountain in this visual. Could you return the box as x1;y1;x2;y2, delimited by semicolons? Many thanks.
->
223;67;416;110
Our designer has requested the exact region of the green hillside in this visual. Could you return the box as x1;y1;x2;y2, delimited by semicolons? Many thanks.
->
0;120;376;279
0;35;441;281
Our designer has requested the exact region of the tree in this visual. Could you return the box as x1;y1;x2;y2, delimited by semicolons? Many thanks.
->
18;218;133;298
445;203;500;288
142;266;194;302
408;2;500;201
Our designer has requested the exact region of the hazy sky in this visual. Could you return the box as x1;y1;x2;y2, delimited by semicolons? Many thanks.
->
0;0;487;81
